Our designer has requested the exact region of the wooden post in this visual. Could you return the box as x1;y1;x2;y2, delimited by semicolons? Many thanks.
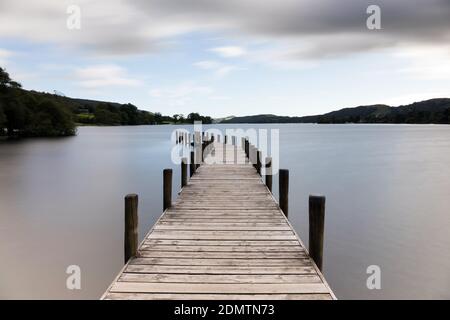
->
124;194;138;264
163;169;172;211
225;135;228;144
309;195;326;271
250;144;256;168
202;141;206;162
279;169;289;218
190;151;195;177
265;157;272;192
256;151;262;175
196;145;201;169
181;157;187;188
245;139;249;159
241;137;245;150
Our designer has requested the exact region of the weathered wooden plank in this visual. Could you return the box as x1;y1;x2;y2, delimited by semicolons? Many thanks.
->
104;293;333;300
125;265;317;275
140;245;304;252
130;258;311;266
143;240;300;246
153;225;291;231
110;282;329;294
119;273;321;284
139;251;307;259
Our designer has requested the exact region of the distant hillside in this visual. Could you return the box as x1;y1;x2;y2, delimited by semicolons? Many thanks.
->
221;99;450;124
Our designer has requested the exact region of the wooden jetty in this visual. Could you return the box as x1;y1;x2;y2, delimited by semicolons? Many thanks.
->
102;134;336;300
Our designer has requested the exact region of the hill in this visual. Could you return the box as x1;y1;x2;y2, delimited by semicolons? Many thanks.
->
0;67;212;138
220;99;450;124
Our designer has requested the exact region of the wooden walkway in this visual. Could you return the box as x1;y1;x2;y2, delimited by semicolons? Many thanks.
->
102;142;336;300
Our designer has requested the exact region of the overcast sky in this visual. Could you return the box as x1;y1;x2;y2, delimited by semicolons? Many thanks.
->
1;0;449;117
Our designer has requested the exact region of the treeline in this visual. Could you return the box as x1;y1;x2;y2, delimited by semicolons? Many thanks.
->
0;67;212;138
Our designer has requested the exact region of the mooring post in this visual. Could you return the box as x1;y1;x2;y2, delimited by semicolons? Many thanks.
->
265;157;272;192
202;141;206;162
245;139;249;160
181;157;187;188
256;151;262;175
163;169;172;211
224;135;228;144
250;144;256;168
124;194;138;264
279;169;289;218
190;151;196;177
309;195;326;271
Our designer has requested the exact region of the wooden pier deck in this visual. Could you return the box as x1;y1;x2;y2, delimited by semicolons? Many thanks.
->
102;141;336;300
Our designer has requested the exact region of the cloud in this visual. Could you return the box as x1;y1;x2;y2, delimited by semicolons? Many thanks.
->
395;46;450;80
0;48;13;66
74;65;141;88
210;46;246;58
0;0;449;61
149;82;214;106
193;60;239;77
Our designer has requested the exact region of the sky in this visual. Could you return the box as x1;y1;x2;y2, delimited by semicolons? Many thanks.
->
0;0;449;118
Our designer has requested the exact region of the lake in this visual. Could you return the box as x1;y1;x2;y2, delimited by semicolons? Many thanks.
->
1;124;450;299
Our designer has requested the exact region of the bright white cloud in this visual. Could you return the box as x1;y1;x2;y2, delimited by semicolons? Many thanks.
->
74;65;141;88
210;46;247;58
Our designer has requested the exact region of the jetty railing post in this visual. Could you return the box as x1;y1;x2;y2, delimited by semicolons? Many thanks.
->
279;169;289;218
265;157;272;192
309;195;326;271
256;151;262;175
163;169;172;211
245;139;249;161
241;137;245;150
124;194;138;264
190;151;195;177
181;157;187;188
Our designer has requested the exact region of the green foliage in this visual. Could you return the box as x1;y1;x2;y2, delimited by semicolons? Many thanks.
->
0;102;6;133
0;66;215;138
0;67;22;89
186;112;213;124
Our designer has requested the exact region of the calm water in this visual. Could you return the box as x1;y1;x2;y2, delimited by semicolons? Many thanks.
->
1;124;450;299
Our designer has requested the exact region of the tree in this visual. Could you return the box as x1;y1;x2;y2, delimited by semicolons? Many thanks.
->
0;103;6;132
25;100;76;136
0;67;22;89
